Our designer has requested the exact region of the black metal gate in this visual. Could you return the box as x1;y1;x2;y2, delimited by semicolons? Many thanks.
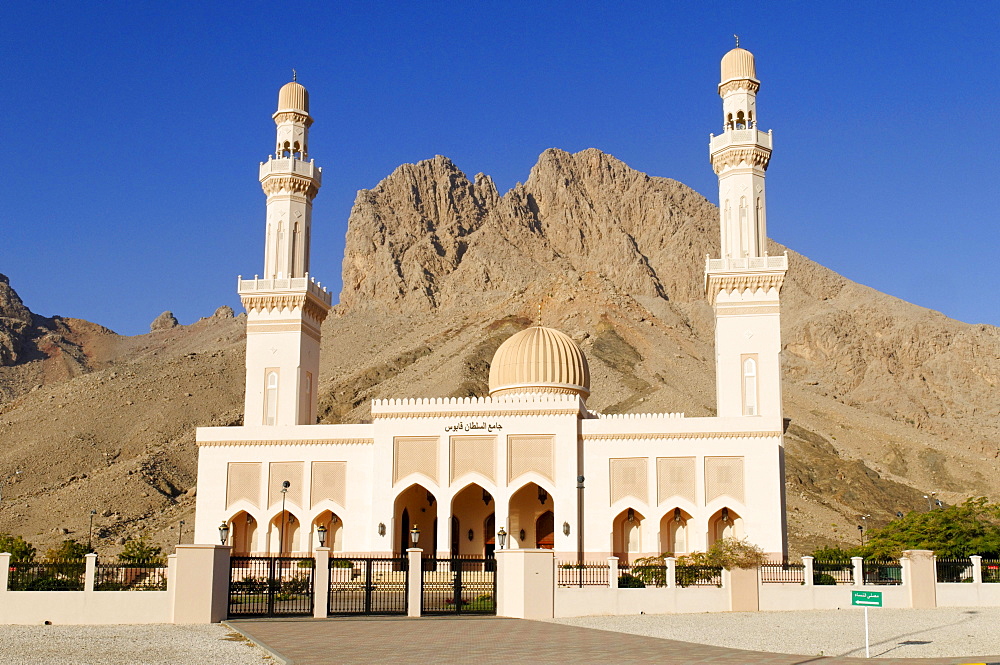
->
328;557;408;615
421;557;496;615
229;556;315;618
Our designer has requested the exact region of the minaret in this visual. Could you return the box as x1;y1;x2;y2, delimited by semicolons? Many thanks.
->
705;45;788;419
238;79;332;426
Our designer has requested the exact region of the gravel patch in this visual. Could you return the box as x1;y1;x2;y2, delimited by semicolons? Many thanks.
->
555;607;1000;659
0;624;273;664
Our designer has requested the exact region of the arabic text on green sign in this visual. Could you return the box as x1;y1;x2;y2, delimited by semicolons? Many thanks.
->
851;590;882;607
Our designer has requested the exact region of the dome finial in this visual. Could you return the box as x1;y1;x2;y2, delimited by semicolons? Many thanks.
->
292;68;297;82
734;34;739;48
537;302;542;326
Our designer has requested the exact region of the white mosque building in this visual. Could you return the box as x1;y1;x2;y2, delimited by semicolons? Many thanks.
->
194;46;790;562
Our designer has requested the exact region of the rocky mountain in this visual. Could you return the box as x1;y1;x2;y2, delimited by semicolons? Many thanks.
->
1;149;998;556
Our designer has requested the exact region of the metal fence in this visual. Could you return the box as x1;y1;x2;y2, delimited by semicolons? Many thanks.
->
421;557;496;615
675;564;723;587
760;561;806;584
556;561;610;587
328;557;408;615
983;560;1000;583
812;560;854;585
7;560;86;591
936;558;974;583
864;559;902;585
228;556;315;617
94;561;167;591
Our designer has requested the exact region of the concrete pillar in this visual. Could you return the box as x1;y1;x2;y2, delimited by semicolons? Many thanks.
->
607;556;618;589
172;545;231;623
0;552;10;591
726;567;760;612
666;557;677;589
971;555;983;584
851;556;864;586
84;553;97;592
802;556;814;586
313;547;330;618
902;549;936;609
407;548;422;617
496;549;554;619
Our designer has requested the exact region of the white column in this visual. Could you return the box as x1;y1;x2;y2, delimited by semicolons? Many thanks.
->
84;553;97;592
313;547;330;618
407;548;423;617
802;556;814;586
971;555;983;584
607;556;618;589
852;556;864;586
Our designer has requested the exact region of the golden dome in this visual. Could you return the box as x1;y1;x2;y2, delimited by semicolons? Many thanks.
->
721;47;757;82
488;326;590;398
277;81;309;113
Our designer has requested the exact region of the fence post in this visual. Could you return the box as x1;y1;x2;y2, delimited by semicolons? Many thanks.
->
407;548;422;618
802;556;814;586
0;552;10;591
607;557;618;589
971;555;983;584
902;550;936;609
313;547;330;619
851;556;864;586
84;553;97;592
666;557;676;589
172;544;232;623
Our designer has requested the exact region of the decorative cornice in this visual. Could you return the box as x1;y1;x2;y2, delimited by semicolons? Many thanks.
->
718;79;760;95
239;293;331;322
711;146;771;174
714;304;781;316
199;438;373;447
273;110;313;127
374;409;581;420
261;174;319;198
583;430;782;442
705;273;785;304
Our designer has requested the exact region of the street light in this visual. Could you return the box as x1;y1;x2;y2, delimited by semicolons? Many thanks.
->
497;527;507;550
317;524;327;548
924;495;932;511
219;521;230;545
410;524;420;546
88;509;97;552
178;520;185;545
280;480;290;555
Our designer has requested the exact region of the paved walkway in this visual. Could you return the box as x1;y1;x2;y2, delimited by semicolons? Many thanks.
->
226;617;1000;665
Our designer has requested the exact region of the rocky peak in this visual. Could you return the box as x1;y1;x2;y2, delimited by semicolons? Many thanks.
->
0;273;34;366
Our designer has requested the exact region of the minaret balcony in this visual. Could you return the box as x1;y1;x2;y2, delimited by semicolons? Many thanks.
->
237;274;333;306
705;253;788;275
259;157;322;182
709;128;772;154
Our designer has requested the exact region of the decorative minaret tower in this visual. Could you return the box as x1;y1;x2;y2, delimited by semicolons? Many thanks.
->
706;44;788;419
238;78;332;426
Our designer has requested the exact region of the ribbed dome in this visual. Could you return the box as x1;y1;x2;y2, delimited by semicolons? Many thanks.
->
277;81;309;113
721;47;757;82
488;326;590;398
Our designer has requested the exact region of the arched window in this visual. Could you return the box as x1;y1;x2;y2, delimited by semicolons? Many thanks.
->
736;111;746;129
739;197;750;257
748;110;754;128
265;371;279;425
743;358;757;416
755;197;764;255
723;201;732;257
726;113;734;130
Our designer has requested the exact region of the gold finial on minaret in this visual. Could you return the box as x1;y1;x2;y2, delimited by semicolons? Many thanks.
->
537;302;542;326
734;34;740;48
292;68;297;82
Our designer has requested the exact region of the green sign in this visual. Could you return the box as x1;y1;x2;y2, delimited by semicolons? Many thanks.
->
852;590;882;607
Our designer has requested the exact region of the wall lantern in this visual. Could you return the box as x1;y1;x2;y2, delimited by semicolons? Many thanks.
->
427;490;435;506
467;528;474;542
317;524;327;547
332;514;339;524
497;527;507;550
673;508;682;523
378;522;386;537
482;489;492;505
218;521;230;545
627;508;635;523
519;529;526;542
288;514;296;524
562;522;570;536
246;514;254;524
721;508;730;523
537;487;548;505
410;524;420;545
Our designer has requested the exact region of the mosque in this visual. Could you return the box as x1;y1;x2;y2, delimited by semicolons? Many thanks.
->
194;46;789;562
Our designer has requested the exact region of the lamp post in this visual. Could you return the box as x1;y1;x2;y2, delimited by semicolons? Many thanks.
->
410;524;420;546
88;509;97;552
178;520;185;545
317;524;327;548
576;474;585;589
280;480;290;555
924;495;932;511
497;527;507;550
0;470;21;503
219;521;230;545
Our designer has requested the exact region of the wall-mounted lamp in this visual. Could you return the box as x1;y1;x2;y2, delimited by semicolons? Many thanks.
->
246;514;254;524
497;527;507;549
482;489;492;505
218;521;230;545
519;529;526;542
721;508;730;523
673;508;682;523
331;514;339;524
562;522;570;536
627;508;635;523
427;491;435;506
467;528;474;542
538;487;548;504
288;514;296;524
378;522;386;537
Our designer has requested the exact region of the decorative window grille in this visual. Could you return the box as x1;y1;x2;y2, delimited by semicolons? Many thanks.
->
450;436;496;483
610;458;648;505
393;437;439;484
268;461;304;507
656;457;696;504
507;435;554;483
705;456;745;503
226;462;262;508
310;461;347;507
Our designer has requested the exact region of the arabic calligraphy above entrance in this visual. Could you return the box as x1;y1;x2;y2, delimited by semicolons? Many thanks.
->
445;421;503;433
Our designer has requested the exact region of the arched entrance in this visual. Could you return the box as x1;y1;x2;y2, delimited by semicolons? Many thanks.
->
507;482;553;550
393;484;438;556
450;483;495;557
708;507;743;547
612;507;645;562
227;510;257;555
268;510;299;555
312;510;343;552
659;508;691;555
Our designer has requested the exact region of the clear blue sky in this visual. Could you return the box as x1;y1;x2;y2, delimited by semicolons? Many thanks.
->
2;2;996;335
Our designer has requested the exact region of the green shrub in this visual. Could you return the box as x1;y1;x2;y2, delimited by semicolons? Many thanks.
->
813;573;837;586
618;573;645;588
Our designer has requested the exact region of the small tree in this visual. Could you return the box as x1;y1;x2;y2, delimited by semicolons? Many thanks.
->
706;537;767;570
862;498;1000;559
0;533;36;562
45;539;88;561
119;536;164;564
